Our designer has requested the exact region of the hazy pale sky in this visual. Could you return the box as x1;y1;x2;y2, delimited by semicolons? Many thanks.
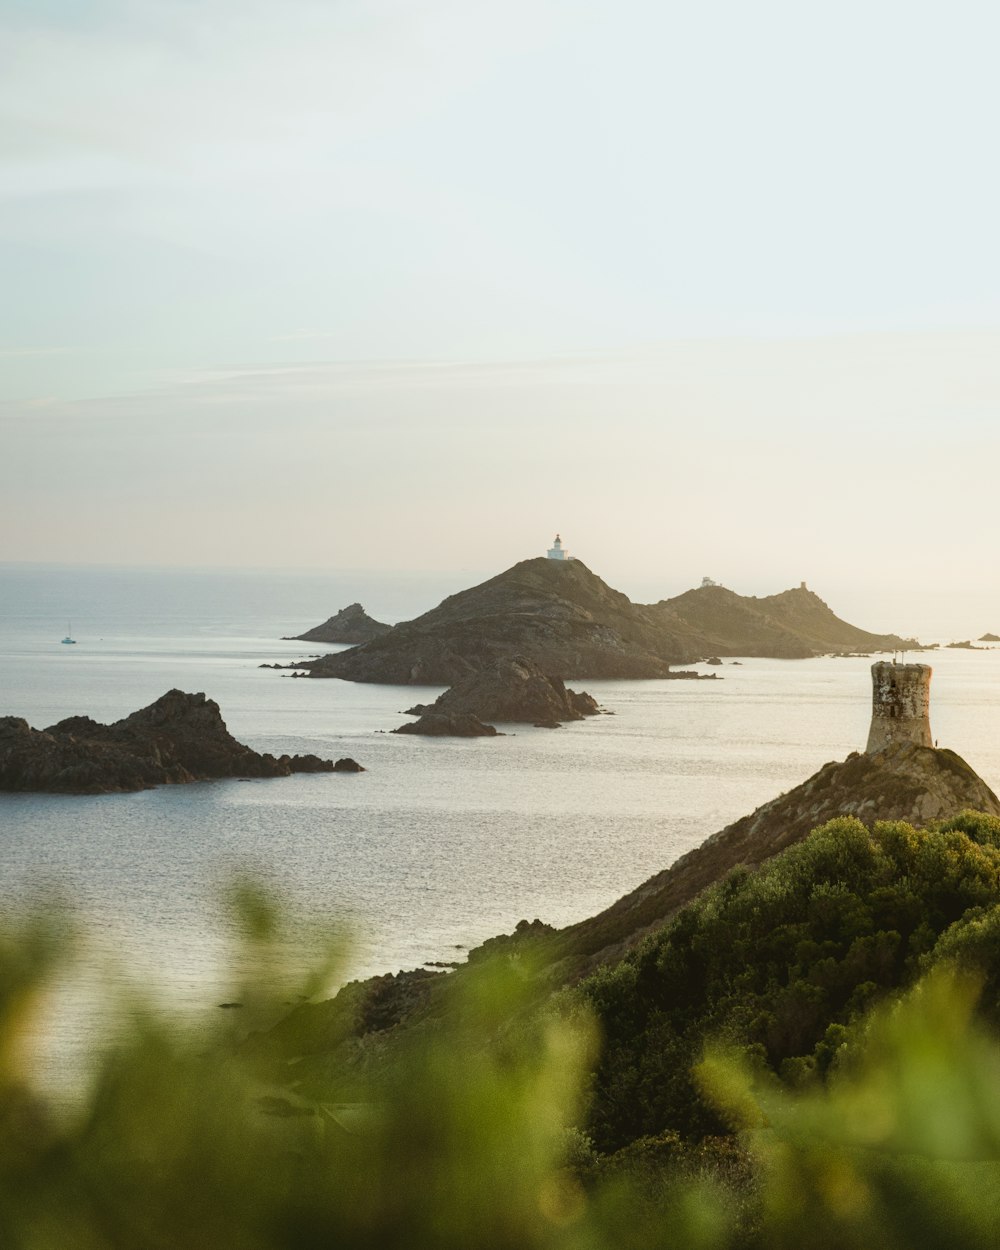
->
3;0;999;618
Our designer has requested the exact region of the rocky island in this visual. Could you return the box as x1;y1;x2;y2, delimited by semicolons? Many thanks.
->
283;603;391;645
393;654;601;735
282;558;917;685
0;689;344;794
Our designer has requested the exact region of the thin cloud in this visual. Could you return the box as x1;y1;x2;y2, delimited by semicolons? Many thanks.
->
0;346;74;359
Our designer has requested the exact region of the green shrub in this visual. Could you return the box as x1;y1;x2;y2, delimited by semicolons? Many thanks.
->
582;816;1000;1149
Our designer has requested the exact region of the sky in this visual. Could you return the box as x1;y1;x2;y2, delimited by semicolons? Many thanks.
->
2;0;999;626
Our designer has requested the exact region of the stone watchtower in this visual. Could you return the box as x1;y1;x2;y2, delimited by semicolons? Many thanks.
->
865;661;933;754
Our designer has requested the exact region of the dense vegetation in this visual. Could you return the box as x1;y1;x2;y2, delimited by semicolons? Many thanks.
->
4;815;1000;1246
582;811;1000;1150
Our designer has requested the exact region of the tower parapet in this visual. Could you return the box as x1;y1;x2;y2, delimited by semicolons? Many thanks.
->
865;661;932;754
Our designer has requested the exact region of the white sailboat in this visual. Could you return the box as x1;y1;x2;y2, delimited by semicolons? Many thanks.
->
61;621;77;645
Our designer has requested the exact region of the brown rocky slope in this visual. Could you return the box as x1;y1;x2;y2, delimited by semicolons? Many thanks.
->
287;559;916;685
295;558;697;684
542;742;1000;980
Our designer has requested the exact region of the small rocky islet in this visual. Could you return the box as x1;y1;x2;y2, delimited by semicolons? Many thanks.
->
282;602;391;645
393;655;602;736
0;690;363;794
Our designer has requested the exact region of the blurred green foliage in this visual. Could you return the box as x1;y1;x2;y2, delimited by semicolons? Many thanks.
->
3;816;1000;1246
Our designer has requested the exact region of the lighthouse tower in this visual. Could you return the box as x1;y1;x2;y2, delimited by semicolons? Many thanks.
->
865;661;933;754
547;534;568;560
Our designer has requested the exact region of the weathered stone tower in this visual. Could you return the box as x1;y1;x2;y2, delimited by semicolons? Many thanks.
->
865;661;933;754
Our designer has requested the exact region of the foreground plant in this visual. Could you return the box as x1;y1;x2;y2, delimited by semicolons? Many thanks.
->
3;885;1000;1248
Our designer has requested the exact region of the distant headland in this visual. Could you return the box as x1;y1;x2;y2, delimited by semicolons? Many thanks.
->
280;541;919;685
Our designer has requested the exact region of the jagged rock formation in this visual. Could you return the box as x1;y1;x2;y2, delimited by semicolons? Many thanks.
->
283;603;391;645
285;559;916;685
402;656;599;730
544;743;1000;979
0;690;339;794
980;633;1000;643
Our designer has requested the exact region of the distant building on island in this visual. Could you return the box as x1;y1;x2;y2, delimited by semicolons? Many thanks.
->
701;576;719;588
547;534;569;560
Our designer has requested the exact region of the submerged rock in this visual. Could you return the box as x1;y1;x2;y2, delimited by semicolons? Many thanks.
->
0;690;339;794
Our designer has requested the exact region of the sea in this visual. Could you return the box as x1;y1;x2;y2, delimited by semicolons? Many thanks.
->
3;563;1000;1088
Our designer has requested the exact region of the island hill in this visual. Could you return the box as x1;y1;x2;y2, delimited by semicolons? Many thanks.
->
284;556;918;685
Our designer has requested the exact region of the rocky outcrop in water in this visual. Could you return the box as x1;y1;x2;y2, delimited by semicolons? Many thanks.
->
0;690;341;794
286;558;917;685
402;656;600;730
283;603;391;645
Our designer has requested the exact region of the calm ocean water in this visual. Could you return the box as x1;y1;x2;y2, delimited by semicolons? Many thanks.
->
3;563;1000;1082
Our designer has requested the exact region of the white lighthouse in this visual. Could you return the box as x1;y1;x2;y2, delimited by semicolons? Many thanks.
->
547;533;568;560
